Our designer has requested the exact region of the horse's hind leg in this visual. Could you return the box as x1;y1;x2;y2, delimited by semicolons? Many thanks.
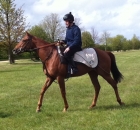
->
88;71;101;108
103;74;124;105
36;77;54;112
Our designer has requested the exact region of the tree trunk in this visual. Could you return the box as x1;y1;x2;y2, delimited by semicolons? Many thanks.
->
8;47;15;64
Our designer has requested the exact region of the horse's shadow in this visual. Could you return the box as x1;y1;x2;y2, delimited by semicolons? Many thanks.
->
91;102;140;111
69;102;140;112
0;112;12;118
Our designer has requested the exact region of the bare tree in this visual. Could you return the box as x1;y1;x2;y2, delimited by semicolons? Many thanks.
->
91;27;99;44
74;17;81;26
74;17;85;32
40;13;65;42
100;31;110;51
0;0;28;63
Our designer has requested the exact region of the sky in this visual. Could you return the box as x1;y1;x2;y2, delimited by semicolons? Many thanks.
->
14;0;140;40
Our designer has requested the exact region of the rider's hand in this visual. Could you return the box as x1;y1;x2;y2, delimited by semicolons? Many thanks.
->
60;41;67;46
64;47;70;53
56;41;66;47
56;42;60;46
60;41;65;44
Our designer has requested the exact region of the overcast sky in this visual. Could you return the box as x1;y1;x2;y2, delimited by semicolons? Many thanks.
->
14;0;140;40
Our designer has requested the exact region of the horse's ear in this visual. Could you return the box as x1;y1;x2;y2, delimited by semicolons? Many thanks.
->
26;31;32;38
26;31;30;36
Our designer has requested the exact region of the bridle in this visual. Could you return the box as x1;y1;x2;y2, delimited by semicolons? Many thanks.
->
18;37;32;53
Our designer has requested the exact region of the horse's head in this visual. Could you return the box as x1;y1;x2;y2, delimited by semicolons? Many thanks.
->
13;32;34;54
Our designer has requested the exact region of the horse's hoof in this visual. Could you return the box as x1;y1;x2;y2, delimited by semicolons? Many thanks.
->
120;102;125;106
89;105;96;109
36;109;41;113
63;108;67;112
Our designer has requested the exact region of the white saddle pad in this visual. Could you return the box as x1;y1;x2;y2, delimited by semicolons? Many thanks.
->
73;48;98;68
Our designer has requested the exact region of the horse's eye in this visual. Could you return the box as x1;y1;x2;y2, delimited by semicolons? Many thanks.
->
23;40;27;42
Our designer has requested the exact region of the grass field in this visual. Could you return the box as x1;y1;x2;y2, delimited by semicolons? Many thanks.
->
0;50;140;130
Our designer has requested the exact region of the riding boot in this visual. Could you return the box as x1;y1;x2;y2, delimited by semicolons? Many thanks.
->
68;58;78;74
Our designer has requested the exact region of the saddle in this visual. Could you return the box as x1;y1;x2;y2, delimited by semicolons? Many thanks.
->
57;45;98;68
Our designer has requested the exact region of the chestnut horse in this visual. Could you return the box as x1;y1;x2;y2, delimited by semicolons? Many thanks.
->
13;32;124;112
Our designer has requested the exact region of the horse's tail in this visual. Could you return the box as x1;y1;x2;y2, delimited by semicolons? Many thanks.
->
107;52;123;83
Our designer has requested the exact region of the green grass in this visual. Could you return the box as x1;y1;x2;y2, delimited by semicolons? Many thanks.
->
0;51;140;130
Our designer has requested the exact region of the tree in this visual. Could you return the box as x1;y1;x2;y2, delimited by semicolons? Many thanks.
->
131;34;140;49
127;40;133;50
100;31;110;51
0;0;28;64
112;35;126;51
82;31;95;48
29;25;50;42
40;13;65;42
74;17;81;26
74;17;85;31
29;25;52;61
91;27;99;44
0;43;7;59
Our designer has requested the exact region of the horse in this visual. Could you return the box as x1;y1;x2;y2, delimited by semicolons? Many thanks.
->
13;32;124;112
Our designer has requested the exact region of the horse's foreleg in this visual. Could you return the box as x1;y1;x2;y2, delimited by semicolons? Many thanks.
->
36;77;54;112
88;71;100;108
103;75;124;106
57;76;69;112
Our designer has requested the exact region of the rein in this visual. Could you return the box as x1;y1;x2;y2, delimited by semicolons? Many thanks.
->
29;43;56;51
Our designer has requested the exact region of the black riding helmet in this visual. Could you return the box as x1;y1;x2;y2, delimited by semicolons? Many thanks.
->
63;12;74;22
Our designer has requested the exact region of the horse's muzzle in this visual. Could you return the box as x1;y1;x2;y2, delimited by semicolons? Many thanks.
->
12;48;23;55
12;49;17;55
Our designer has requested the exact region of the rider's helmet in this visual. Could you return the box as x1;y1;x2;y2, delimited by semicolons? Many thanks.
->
63;12;74;22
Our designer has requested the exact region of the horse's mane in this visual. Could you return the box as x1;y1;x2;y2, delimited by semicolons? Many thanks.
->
30;33;53;45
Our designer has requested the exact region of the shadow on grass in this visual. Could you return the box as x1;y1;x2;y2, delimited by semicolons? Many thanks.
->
0;69;27;73
92;102;140;111
0;62;41;66
0;62;42;73
0;112;12;118
68;102;140;112
13;62;41;65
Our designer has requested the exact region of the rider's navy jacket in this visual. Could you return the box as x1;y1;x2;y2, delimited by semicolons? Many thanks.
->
64;23;82;50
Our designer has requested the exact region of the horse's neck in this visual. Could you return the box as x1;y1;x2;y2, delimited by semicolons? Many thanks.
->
33;38;56;62
40;46;57;64
33;38;50;47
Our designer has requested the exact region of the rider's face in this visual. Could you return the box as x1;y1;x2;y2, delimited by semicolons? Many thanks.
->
65;20;70;27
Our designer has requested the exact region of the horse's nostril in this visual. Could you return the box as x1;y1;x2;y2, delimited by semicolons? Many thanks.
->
12;49;16;54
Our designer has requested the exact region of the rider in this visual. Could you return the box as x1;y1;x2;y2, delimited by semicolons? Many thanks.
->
62;12;82;74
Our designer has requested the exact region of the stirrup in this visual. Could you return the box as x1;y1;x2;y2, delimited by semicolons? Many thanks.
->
71;68;78;74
